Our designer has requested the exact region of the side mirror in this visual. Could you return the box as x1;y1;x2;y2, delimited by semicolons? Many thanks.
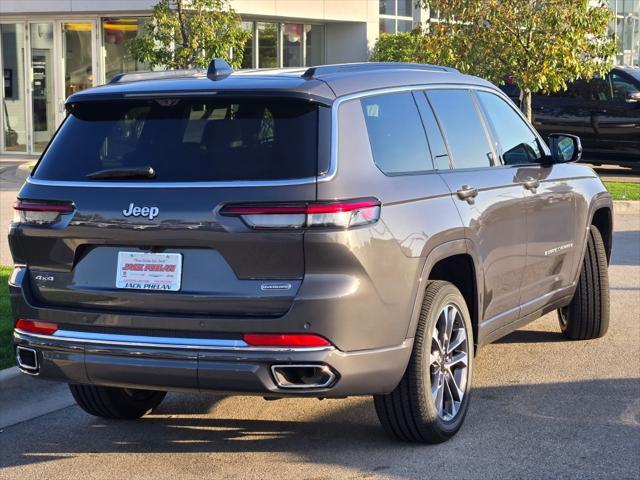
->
548;133;582;163
626;91;640;103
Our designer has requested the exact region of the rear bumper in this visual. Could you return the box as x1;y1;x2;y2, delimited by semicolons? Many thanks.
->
9;265;414;396
13;329;412;397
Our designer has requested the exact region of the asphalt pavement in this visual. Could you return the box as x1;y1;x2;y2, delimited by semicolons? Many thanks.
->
0;211;638;479
594;164;640;184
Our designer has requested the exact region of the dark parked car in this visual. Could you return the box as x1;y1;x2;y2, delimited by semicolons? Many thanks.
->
502;67;640;169
10;61;612;443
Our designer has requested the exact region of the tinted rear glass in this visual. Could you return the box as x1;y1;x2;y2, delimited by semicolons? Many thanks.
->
360;92;433;175
426;90;493;169
33;98;318;182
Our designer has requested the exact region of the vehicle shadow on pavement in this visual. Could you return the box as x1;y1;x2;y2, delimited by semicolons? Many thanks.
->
2;379;638;479
494;329;565;344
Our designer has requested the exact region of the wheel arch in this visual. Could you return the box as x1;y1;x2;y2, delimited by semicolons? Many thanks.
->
591;206;613;263
405;240;482;350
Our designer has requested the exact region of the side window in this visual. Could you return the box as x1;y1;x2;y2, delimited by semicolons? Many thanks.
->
477;92;542;165
550;79;589;100
413;91;450;170
360;92;433;174
426;89;493;169
476;91;543;166
609;72;640;102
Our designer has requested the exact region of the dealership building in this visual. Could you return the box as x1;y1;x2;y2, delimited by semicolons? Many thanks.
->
0;0;638;156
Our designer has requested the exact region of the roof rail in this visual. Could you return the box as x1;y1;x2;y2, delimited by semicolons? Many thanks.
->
108;59;234;84
302;62;459;79
109;69;205;84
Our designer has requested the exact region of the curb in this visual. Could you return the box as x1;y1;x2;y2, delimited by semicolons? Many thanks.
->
0;366;19;382
15;162;35;181
613;200;640;215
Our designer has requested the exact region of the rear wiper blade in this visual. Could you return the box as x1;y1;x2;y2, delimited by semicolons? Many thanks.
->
86;166;156;180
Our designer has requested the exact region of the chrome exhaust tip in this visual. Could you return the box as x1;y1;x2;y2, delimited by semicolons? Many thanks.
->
16;346;39;374
271;364;337;389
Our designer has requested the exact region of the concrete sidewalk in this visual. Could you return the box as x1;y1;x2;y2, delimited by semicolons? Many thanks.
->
0;367;74;429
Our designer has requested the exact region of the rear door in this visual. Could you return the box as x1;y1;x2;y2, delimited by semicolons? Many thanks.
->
475;90;578;317
531;80;591;149
421;88;527;334
589;70;640;162
10;96;322;318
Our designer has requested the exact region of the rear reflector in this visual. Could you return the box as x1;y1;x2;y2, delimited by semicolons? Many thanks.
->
15;319;58;335
221;199;380;229
13;200;74;225
243;333;331;348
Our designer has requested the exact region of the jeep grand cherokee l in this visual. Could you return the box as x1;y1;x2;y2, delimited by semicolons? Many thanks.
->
9;61;612;443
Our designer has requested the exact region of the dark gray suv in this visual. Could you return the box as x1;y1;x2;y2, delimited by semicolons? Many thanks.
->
9;61;612;443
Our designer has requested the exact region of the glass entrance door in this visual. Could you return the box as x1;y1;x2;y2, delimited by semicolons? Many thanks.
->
29;23;55;153
1;23;28;153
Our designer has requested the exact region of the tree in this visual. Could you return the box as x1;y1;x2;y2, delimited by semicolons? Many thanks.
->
375;0;617;121
128;0;250;70
371;32;428;63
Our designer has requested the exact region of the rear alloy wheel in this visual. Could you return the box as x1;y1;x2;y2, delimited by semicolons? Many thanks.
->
558;225;609;340
374;280;473;443
430;304;469;421
69;384;167;419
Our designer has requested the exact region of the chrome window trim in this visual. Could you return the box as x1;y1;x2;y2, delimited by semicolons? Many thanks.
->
26;82;514;189
14;328;334;352
27;176;319;188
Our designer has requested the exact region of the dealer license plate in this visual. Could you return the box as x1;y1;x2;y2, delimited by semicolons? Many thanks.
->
116;252;182;292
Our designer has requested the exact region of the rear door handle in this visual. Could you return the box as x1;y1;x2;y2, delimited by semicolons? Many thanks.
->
457;185;478;203
522;178;540;192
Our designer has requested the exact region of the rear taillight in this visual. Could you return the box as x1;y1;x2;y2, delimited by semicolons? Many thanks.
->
220;199;381;229
13;200;74;225
15;319;58;335
243;333;331;348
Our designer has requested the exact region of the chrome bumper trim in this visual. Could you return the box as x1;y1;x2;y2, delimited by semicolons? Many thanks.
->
14;329;334;353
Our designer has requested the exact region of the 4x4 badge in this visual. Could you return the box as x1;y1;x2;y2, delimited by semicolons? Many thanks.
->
122;203;159;220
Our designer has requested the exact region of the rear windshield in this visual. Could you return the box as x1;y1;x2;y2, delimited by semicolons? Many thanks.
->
33;98;318;182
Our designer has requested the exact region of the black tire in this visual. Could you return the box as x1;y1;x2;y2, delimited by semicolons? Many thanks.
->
69;384;167;419
558;225;610;340
374;281;473;443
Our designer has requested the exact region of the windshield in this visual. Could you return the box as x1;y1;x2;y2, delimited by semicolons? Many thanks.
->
33;98;319;182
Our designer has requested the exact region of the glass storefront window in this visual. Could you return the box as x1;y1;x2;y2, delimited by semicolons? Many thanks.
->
283;23;302;67
240;21;254;69
63;22;93;97
380;0;395;15
1;24;27;152
379;18;395;33
305;25;324;67
380;0;413;33
103;17;150;82
397;19;413;32
397;0;413;17
30;23;55;152
257;23;278;68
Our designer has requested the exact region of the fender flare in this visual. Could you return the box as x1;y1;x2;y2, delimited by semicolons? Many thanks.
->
570;192;613;285
404;238;483;342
